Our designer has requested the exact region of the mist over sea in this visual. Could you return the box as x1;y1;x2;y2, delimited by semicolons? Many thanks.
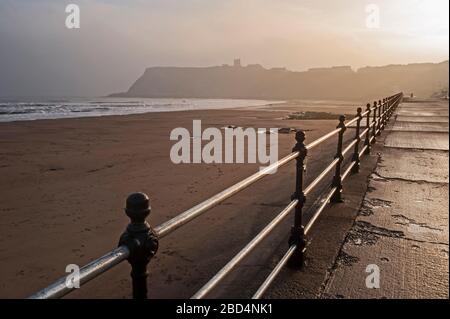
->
0;98;283;122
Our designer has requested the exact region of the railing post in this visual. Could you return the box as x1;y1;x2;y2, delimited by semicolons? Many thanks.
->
393;95;397;111
386;98;391;122
391;95;396;115
364;103;371;154
387;97;392;118
351;107;363;174
371;101;377;143
119;192;159;299
388;97;392;119
288;130;307;268
331;115;346;203
376;100;382;135
381;98;386;129
386;97;390;121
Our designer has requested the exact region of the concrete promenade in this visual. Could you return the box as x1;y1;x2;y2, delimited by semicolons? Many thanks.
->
323;98;449;298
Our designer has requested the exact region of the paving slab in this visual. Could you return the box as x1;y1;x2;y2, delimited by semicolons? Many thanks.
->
396;110;449;117
397;101;449;113
357;177;448;245
322;236;448;299
399;108;448;112
396;116;449;123
396;104;449;117
384;131;449;150
390;121;449;132
377;148;449;184
398;105;448;110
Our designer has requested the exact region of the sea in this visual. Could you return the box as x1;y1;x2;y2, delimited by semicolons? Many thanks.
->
0;97;283;122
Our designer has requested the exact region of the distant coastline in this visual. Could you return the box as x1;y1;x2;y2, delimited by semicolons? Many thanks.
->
111;60;449;101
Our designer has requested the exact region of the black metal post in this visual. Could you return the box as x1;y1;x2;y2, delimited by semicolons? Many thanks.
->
351;107;363;174
391;96;395;115
364;103;371;154
119;192;159;299
331;115;346;203
385;98;390;124
394;94;399;112
391;95;396;114
381;98;386;129
371;101;377;143
288;130;307;269
386;97;392;122
386;98;391;122
376;100;382;135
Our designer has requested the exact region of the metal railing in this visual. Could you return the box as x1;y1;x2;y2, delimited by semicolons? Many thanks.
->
29;93;403;299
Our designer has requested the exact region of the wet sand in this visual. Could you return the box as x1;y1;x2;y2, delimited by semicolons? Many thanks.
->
0;101;363;298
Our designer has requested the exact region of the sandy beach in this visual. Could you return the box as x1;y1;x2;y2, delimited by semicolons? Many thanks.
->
0;101;366;298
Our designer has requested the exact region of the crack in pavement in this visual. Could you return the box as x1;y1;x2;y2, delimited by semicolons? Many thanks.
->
372;172;449;185
359;198;392;216
347;220;448;247
334;251;359;267
392;214;444;232
346;220;405;247
384;145;450;152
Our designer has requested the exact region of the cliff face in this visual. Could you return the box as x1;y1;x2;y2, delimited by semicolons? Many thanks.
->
111;61;449;100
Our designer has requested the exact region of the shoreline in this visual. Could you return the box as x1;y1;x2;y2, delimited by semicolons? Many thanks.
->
0;97;369;124
0;98;286;124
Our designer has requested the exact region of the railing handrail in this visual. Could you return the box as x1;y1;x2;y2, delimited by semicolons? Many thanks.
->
154;151;299;238
250;92;403;298
191;199;299;299
29;246;130;299
29;92;403;299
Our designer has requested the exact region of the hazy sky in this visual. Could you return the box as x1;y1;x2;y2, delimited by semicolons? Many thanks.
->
0;0;448;97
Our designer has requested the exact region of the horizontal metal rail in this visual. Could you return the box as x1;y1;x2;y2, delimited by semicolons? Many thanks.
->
359;144;369;158
342;138;358;157
304;186;337;235
154;151;299;238
360;110;370;118
30;92;403;299
345;115;360;127
342;160;357;181
29;246;130;299
360;128;369;140
306;128;341;150
345;109;370;127
304;158;339;195
191;200;298;299
251;244;297;299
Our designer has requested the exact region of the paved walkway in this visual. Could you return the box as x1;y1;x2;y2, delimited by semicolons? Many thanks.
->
323;98;449;298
